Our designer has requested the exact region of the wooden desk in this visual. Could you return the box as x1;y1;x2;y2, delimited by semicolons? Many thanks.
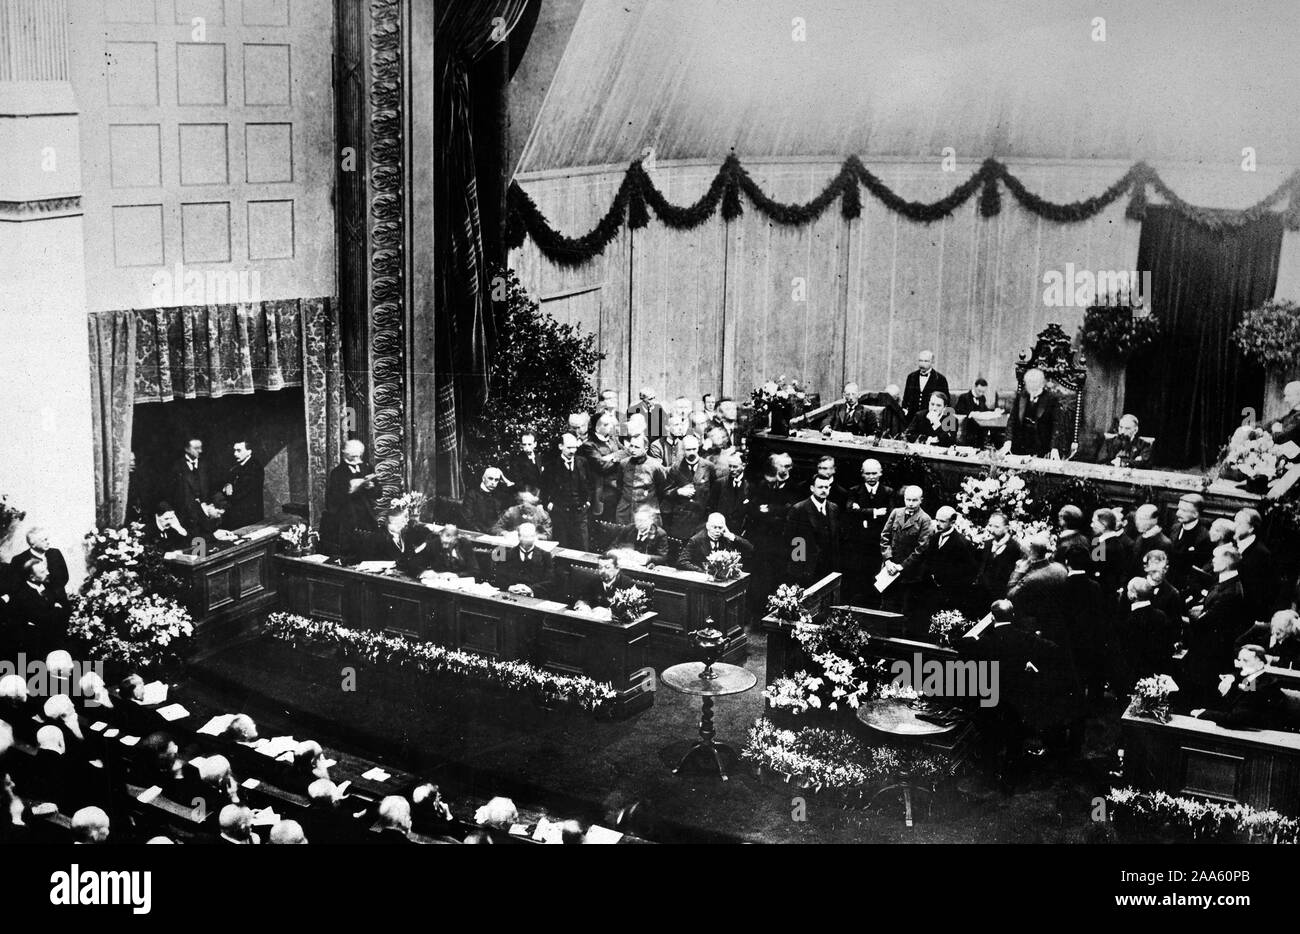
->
750;430;1263;521
275;556;656;718
164;521;286;648
1121;710;1300;814
431;525;751;667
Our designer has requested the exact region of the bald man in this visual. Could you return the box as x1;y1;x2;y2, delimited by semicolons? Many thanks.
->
1095;414;1152;467
323;440;379;554
901;351;950;420
879;485;933;614
1004;368;1059;458
913;505;979;633
1131;503;1173;563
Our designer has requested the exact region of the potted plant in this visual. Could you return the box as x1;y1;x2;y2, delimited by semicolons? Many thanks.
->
1125;674;1179;723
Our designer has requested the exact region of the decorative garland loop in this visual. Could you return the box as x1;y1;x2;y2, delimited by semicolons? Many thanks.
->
507;155;1300;268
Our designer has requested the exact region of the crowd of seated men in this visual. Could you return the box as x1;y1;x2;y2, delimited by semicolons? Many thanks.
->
0;654;642;845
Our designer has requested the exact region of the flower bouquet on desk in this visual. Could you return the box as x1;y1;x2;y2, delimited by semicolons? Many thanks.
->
279;523;319;557
608;585;650;623
1127;674;1179;723
702;549;743;582
1218;426;1287;493
927;609;971;648
390;491;428;523
766;584;813;627
750;376;810;436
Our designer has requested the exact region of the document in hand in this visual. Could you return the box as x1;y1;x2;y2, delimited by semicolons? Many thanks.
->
874;566;899;592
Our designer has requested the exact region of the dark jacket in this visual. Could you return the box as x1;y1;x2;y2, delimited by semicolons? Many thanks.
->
1007;559;1070;644
1114;603;1177;690
1006;390;1060;457
610;524;671;562
1091;533;1138;612
171;456;213;529
904;412;956;447
921;529;978;592
1168;521;1212;590
427;538;481;577
662;458;716;538
784;497;842;583
1184;576;1249;693
460;485;509;533
505;453;544;493
575;571;632;609
708;471;751;535
1200;676;1289;730
1235;622;1300;670
324;461;379;547
542;455;594;513
680;531;754;574
219;455;265;529
976;536;1023;602
901;369;950;419
1134;530;1175;565
359;525;433;577
954;391;990;416
820;401;875;435
748;478;800;544
494;546;556;599
1095;434;1153;468
1236;540;1279;622
9;548;69;598
866;393;907;438
879;507;933;583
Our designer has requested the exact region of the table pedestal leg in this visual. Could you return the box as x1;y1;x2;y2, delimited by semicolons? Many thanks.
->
672;695;737;781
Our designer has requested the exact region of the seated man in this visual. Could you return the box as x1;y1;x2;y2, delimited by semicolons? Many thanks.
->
867;384;907;438
679;512;754;574
9;527;69;599
1192;644;1288;730
146;502;194;551
460;467;510;532
610;505;670;563
490;486;553;540
218;804;260;844
1094;413;1152;468
819;382;874;435
905;391;956;447
573;552;632;611
494;522;556;599
1236;609;1300;670
427;524;481;577
9;557;70;658
359;507;432;576
954;377;992;446
375;795;414;844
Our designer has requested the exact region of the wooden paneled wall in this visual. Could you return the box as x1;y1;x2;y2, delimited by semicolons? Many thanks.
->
509;159;1294;411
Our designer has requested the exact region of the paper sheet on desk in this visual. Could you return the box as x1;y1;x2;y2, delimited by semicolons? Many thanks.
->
139;681;168;705
295;553;330;564
360;767;390;782
583;824;623;844
155;703;189;722
874;567;899;593
354;560;397;573
1277;440;1300;459
198;713;237;736
245;525;280;541
963;614;994;641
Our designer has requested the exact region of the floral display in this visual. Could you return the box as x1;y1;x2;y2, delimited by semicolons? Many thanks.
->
1079;302;1162;363
389;491;429;522
1219;426;1289;486
761;608;882;713
765;584;813;625
749;376;811;433
1107;787;1300;843
1233;299;1300;371
928;609;972;648
607;585;650;622
702;549;744;581
68;523;193;674
280;523;319;554
265;612;619;714
742;718;950;795
951;469;1050;545
0;492;25;541
1126;673;1179;723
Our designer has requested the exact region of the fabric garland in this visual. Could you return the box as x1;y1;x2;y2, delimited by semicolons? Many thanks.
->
507;155;1300;268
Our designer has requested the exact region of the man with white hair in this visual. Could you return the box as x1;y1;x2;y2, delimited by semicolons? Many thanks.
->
323;439;379;554
461;466;510;532
9;557;69;657
494;522;556;599
611;505;670;562
269;819;308;844
1271;380;1300;446
1095;413;1152;467
680;513;754;573
870;383;907;437
9;526;69;598
71;806;110;844
218;803;260;844
1131;503;1173;563
375;795;413;843
1004;368;1060;458
663;433;716;538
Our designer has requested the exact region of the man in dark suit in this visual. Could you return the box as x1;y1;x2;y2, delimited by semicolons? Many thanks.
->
680;513;755;574
360;508;431;577
627;387;668;441
976;511;1023;603
748;453;800;602
1090;508;1137;613
1269;380;1300;447
170;438;214;532
1131;504;1173;564
611;506;671;564
145;502;193;551
1192;644;1289;730
1112;577;1177;695
784;475;842;585
1140;549;1184;626
322;440;379;555
8;558;70;658
819;382;875;435
1183;544;1250;707
1003;368;1060;458
1094;413;1152;468
1168;494;1211;591
542;433;594;551
494;522;556;599
708;448;750;535
843;458;895;603
954;377;992;446
1006;534;1071;647
427;524;481;577
9;527;69;599
901;350;950;420
649;416;689;469
216;440;265;530
913;506;978;632
662;434;716;539
573;552;632;610
905;392;957;447
460;467;510;533
505;432;544;493
879;485;933;615
581;414;625;520
1233;508;1279;622
1060;543;1107;704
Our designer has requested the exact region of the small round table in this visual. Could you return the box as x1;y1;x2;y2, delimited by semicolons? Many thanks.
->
856;699;956;826
661;661;757;782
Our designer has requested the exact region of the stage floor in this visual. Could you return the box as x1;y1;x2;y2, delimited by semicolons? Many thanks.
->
187;629;1124;844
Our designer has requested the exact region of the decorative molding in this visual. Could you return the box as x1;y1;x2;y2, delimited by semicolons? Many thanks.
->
0;195;82;221
366;0;406;499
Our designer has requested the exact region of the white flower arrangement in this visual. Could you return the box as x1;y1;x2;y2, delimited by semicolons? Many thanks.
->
702;548;743;581
1127;673;1179;722
928;609;971;647
1107;786;1300;843
280;523;319;553
763;671;825;714
390;491;429;520
1221;427;1287;482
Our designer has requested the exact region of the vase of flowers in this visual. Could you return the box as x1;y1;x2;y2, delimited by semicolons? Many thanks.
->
390;491;428;524
279;523;319;557
927;609;970;648
1219;426;1287;490
608;585;649;623
1079;300;1162;364
702;549;743;581
1127;674;1179;723
750;376;810;436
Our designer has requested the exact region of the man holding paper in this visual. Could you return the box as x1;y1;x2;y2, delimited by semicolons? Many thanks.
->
878;486;933;615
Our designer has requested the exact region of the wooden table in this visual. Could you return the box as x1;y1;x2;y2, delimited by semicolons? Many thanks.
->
661;661;757;782
275;555;656;718
750;429;1263;521
430;525;751;667
857;698;960;827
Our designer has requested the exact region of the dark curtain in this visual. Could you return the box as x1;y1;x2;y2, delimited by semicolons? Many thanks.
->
434;0;530;495
1126;206;1283;468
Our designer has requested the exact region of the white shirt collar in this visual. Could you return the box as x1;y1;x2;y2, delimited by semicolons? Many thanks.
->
1141;527;1161;539
1237;535;1255;552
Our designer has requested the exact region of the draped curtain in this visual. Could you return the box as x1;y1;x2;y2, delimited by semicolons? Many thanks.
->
87;298;337;527
434;0;529;495
1126;207;1284;468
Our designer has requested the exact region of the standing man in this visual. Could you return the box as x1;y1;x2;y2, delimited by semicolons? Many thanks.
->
218;439;265;529
748;453;800;602
1132;504;1173;564
914;505;979;631
901;350;949;420
1183;544;1248;707
879;485;933;615
649;415;690;468
662;434;715;539
506;431;544;493
1003;368;1060;458
785;475;842;586
628;387;668;441
614;435;669;525
1090;507;1136;613
170;438;214;532
976;511;1023;603
582;413;625;520
323;440;378;556
708;448;750;535
543;433;593;551
1168;494;1211;591
843;459;895;602
1234;508;1279;621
